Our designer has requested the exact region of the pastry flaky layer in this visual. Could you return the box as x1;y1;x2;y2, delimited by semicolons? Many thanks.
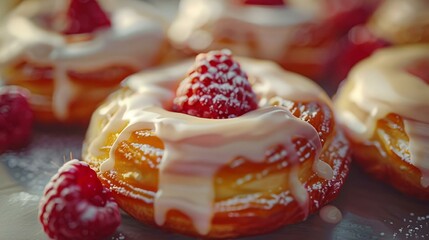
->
83;57;351;238
0;0;167;124
335;44;429;200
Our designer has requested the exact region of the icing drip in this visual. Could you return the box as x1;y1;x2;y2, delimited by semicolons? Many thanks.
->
319;205;342;224
335;45;429;187
0;0;166;120
91;57;332;235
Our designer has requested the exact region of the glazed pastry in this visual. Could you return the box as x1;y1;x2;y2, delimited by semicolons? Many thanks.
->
334;45;429;200
83;50;351;238
334;0;429;81
0;0;167;124
168;0;377;80
169;0;333;79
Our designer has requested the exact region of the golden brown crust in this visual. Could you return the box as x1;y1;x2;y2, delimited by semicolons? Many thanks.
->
83;89;351;238
350;114;429;200
2;60;135;125
90;129;350;238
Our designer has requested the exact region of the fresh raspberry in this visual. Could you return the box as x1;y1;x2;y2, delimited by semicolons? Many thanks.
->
0;86;33;153
324;0;380;35
335;25;390;81
39;159;121;240
243;0;286;6
62;0;111;35
407;59;429;84
173;49;258;119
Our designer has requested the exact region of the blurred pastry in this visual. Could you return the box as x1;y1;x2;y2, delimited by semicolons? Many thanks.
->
334;0;429;82
168;0;378;80
0;0;167;125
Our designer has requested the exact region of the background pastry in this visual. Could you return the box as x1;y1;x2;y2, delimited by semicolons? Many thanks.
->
168;0;379;81
333;0;429;82
0;0;167;125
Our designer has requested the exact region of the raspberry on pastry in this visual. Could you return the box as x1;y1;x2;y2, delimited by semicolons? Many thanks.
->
0;0;167;125
82;50;351;238
0;86;33;152
39;159;121;240
334;45;429;200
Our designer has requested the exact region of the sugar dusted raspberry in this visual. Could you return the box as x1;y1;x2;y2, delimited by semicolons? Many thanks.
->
39;159;121;240
0;86;33;153
243;0;286;6
63;0;111;35
173;49;258;119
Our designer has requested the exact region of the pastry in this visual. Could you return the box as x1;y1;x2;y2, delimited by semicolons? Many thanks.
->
168;0;378;80
334;45;429;200
0;0;167;124
334;0;429;81
83;49;351;238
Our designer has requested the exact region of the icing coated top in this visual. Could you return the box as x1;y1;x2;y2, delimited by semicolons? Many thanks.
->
0;0;166;120
86;57;333;235
369;0;429;44
168;0;324;61
334;45;429;187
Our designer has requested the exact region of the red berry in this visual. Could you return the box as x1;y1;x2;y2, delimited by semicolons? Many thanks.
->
407;59;429;84
335;25;390;80
0;86;33;153
173;49;258;119
324;0;380;34
39;159;121;240
62;0;111;35
243;0;286;6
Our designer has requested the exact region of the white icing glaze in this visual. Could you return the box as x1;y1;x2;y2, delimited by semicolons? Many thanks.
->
88;56;333;235
168;0;325;61
0;0;166;120
319;205;342;224
335;45;429;187
369;0;429;44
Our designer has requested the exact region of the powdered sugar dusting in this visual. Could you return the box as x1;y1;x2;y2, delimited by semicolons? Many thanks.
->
173;49;258;119
1;127;84;194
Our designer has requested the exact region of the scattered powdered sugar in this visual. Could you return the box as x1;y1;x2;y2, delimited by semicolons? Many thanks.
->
0;127;85;194
111;232;127;240
386;212;429;239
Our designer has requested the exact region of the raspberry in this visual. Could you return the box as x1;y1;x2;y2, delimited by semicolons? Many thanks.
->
335;25;390;81
62;0;111;35
173;49;258;119
39;159;121;240
243;0;286;6
0;86;33;153
324;0;379;34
